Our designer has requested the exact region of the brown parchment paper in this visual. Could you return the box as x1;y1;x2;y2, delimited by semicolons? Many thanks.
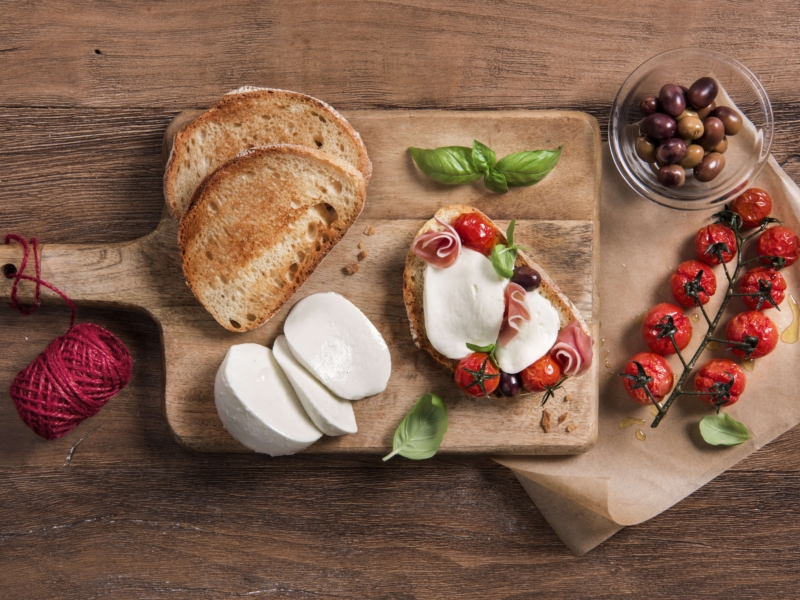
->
495;147;800;556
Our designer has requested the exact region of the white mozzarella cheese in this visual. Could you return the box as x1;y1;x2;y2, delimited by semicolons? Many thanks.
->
273;335;357;436
284;292;391;401
214;343;322;455
423;248;508;360
494;290;560;374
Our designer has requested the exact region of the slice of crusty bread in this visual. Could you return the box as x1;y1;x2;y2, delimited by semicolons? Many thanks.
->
179;144;366;332
403;205;590;377
165;88;372;220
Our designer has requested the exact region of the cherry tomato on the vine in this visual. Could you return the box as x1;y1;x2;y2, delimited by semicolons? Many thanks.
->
670;260;717;307
451;212;501;256
738;267;786;310
730;188;772;229
621;352;674;405
757;225;800;267
520;355;562;392
694;358;746;407
641;303;692;355
455;352;500;397
725;310;779;359
695;223;738;265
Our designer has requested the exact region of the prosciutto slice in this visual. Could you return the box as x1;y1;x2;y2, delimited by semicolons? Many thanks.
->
550;320;593;376
411;217;461;268
498;283;531;347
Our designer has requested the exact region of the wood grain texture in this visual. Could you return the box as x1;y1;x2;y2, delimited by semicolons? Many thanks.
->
4;0;800;596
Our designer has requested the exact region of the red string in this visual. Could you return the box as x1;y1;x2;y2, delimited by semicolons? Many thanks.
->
5;235;132;440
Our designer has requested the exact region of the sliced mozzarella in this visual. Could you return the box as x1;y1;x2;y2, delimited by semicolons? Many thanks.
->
214;343;322;455
423;248;508;360
494;290;560;374
284;292;391;400
273;335;357;436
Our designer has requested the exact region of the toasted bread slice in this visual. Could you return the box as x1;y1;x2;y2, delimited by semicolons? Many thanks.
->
165;88;372;220
403;205;589;375
179;145;366;332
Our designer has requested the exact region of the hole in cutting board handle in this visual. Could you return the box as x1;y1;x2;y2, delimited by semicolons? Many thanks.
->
3;263;17;278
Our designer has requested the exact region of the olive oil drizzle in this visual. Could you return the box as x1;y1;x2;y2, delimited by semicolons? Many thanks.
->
780;294;799;344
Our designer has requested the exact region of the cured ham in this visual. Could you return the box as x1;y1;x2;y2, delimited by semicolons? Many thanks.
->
498;283;531;347
411;217;461;268
550;320;593;376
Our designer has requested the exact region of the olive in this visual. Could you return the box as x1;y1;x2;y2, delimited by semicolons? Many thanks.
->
679;84;689;95
643;113;677;141
696;101;716;120
639;94;660;116
678;144;705;169
655;138;687;165
712;137;728;154
677;116;704;140
659;83;686;117
635;136;657;163
687;77;719;109
698;117;725;151
712;106;743;136
694;152;726;182
511;266;541;291
657;164;686;187
498;372;522;397
676;109;698;121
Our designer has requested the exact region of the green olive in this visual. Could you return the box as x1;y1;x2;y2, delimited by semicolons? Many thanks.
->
712;136;728;153
677;116;704;140
676;109;698;121
678;144;705;169
635;135;657;163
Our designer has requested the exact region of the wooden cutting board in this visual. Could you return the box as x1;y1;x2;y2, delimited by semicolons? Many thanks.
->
0;110;600;454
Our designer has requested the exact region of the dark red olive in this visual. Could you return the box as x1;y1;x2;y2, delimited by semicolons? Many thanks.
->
659;83;686;118
510;266;541;291
656;138;687;165
657;164;686;187
712;106;743;136
687;77;719;109
696;101;716;120
639;94;660;116
643;113;677;141
694;153;725;182
679;84;689;95
499;372;522;397
698;117;725;151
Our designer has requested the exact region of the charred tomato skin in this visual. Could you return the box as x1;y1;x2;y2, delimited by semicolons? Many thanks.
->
451;213;501;256
642;303;692;355
455;352;500;397
738;267;787;310
622;352;675;404
757;226;800;267
731;188;772;229
695;223;738;265
520;355;562;392
670;260;718;307
725;310;779;359
694;358;746;407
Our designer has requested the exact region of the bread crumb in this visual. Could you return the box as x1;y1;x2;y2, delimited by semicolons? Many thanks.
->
343;263;360;275
364;225;376;236
358;250;369;261
566;423;579;433
558;412;568;424
358;242;365;249
564;393;574;403
541;409;552;433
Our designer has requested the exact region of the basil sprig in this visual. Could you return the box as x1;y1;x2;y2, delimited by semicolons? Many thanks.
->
699;413;752;446
409;140;561;193
382;393;448;461
490;219;525;279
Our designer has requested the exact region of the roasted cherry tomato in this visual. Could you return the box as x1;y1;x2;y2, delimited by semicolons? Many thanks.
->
731;188;772;228
451;212;501;256
642;303;692;355
670;260;717;307
455;352;500;397
621;352;674;405
738;267;787;310
694;358;746;407
520;355;562;392
695;223;737;265
757;226;800;267
725;310;779;359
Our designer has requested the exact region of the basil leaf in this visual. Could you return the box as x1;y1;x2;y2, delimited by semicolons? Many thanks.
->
466;342;496;354
496;147;562;187
506;218;516;247
471;139;496;172
484;168;509;193
491;243;515;279
699;413;752;446
409;146;482;185
382;393;448;461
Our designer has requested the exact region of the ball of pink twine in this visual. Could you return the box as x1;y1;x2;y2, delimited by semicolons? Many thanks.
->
5;234;132;440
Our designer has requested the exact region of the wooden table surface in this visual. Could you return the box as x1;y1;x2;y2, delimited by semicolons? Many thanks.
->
3;2;800;597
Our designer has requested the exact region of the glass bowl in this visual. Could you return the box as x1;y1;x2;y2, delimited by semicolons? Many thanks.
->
609;48;773;210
